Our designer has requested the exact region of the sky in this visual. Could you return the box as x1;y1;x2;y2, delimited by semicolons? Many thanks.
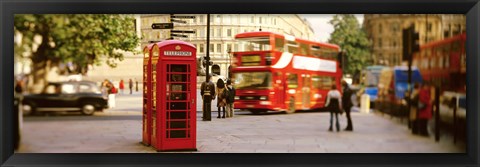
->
300;14;364;42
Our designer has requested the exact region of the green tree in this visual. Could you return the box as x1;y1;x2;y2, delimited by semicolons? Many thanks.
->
14;14;139;91
328;14;372;76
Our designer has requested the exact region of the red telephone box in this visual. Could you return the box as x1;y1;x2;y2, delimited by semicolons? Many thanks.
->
150;44;161;148
142;44;154;146
152;40;197;151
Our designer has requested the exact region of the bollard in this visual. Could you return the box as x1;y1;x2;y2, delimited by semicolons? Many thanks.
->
203;95;212;121
360;94;370;113
453;97;457;144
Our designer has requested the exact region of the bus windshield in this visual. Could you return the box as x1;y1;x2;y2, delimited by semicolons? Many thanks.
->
233;72;272;89
237;37;272;52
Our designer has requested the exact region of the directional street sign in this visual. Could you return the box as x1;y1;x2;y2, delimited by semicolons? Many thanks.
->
171;19;187;24
171;30;196;34
152;23;174;29
171;15;196;19
170;34;188;38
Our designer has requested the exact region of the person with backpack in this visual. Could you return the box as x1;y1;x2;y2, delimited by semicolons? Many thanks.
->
215;78;227;119
225;79;236;118
201;74;215;121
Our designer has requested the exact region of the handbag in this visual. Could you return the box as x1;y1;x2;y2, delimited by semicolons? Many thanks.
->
418;101;426;110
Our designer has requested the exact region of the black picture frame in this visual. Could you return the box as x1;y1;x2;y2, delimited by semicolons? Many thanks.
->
1;0;479;166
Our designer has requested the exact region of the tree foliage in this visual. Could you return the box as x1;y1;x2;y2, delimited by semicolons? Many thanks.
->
328;14;372;75
14;14;139;88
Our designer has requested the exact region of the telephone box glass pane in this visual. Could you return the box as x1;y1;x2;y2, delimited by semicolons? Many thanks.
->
169;130;187;138
168;121;187;129
169;111;187;119
168;102;187;110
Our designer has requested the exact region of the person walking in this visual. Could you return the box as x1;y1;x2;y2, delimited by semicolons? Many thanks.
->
225;79;236;118
417;83;432;137
119;79;125;95
409;83;420;134
135;79;139;92
128;79;133;94
341;80;354;131
325;84;342;132
200;74;215;121
215;79;227;119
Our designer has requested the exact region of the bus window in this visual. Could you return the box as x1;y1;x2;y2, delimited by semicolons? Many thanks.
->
275;37;285;52
233;72;272;89
321;48;338;60
237;37;272;52
287;73;298;89
300;43;309;55
312;76;335;90
286;41;299;54
311;45;321;57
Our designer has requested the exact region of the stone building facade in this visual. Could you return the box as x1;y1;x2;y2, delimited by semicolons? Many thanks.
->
363;14;466;66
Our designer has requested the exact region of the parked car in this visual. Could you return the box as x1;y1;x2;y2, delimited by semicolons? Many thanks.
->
22;81;108;116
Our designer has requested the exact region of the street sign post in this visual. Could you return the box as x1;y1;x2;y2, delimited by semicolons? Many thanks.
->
152;23;174;29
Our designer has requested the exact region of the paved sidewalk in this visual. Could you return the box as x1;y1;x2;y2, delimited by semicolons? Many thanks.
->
17;110;465;153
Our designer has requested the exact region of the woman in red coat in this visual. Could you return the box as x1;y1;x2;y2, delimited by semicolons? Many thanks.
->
417;83;432;137
119;79;125;95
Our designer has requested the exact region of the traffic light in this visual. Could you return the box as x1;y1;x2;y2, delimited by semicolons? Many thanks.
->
402;25;420;61
411;31;420;53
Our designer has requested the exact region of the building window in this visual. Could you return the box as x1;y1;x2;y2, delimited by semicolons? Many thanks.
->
427;22;432;32
227;29;232;37
217;44;221;53
379;24;382;34
199;44;204;53
215;15;221;23
200;29;205;37
227;44;232;53
378;38;382;48
392;23;398;32
251;16;254;23
210;44;214;53
234;44;239;52
393;41;397;48
199;15;204;23
259;17;262;24
217;28;222;37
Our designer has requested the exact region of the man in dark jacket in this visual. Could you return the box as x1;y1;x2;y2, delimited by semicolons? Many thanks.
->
342;80;354;131
201;74;215;121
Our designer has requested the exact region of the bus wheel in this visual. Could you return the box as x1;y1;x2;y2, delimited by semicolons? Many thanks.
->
286;97;295;114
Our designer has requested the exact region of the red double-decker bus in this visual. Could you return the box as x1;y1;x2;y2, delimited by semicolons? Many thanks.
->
231;31;343;114
412;33;466;126
413;33;466;94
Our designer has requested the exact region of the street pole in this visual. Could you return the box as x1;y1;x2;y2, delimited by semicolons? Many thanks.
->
202;14;211;121
206;14;210;84
407;26;413;133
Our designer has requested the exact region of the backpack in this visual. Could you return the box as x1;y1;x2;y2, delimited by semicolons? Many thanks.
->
222;88;229;100
226;87;235;103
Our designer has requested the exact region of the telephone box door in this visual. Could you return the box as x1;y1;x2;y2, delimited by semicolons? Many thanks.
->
160;61;197;151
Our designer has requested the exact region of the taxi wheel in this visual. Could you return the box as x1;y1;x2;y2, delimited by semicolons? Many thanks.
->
81;103;96;116
286;97;295;114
